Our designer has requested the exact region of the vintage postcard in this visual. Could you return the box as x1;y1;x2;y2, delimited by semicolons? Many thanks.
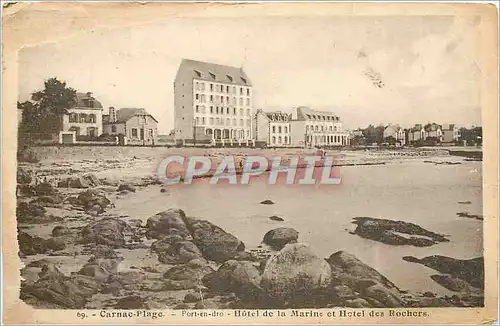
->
2;2;498;324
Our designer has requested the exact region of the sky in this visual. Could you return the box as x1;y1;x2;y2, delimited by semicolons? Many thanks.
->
18;14;482;133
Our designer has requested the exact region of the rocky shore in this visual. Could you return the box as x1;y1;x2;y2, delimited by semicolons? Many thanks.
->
16;165;484;309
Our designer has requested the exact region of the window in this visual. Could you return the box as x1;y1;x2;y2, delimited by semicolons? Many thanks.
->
69;113;78;122
233;119;236;126
247;88;250;96
232;97;236;105
284;126;288;133
132;128;138;137
195;94;199;100
210;106;214;113
216;118;220;125
226;86;230;93
246;119;251;127
226;118;230;125
111;125;117;133
240;119;243;126
278;136;282;144
196;117;200;125
221;97;224;104
201;83;205;91
239;98;243;106
233;107;236;115
226;96;230;104
232;86;236;93
202;117;206;125
246;109;250;116
329;126;333;131
246;98;250;106
221;119;225;126
240;108;243;115
210;95;213;103
79;113;88;123
196;105;199;113
306;125;309;132
216;107;219;114
272;136;276;144
201;105;206;113
210;84;214;91
226;107;229;114
210;117;214;125
201;95;206;103
272;126;276;133
284;136;288;144
240;87;243;95
278;126;282;133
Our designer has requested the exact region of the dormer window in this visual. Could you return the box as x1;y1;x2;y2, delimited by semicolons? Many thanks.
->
194;70;202;78
226;75;233;82
241;77;247;84
209;72;216;80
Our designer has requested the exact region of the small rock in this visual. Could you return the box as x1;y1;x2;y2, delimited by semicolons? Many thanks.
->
115;295;145;309
194;300;219;309
160;188;167;193
260;200;274;205
117;184;136;193
269;215;284;222
184;292;203;303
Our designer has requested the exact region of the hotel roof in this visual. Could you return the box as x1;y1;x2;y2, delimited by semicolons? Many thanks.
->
175;59;251;86
295;106;340;122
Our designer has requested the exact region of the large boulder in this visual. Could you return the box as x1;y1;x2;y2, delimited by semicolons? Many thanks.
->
58;176;91;189
81;218;134;248
18;231;48;256
163;258;214;281
20;264;100;309
360;281;403;307
17;168;32;185
262;228;299;249
203;260;264;302
326;250;397;290
77;189;111;211
157;240;203;264
260;243;332;302
162;259;214;290
34;182;58;196
78;257;119;282
185;217;245;262
146;209;190;239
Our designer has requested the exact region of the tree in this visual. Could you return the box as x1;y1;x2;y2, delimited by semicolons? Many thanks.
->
18;78;77;139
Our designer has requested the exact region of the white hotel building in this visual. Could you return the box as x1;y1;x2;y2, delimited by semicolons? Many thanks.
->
174;59;253;144
255;106;349;148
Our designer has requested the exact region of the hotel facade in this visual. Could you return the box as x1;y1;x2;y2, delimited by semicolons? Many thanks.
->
174;59;253;144
255;106;349;148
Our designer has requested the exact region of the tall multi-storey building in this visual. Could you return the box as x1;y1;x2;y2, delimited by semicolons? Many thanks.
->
174;59;253;144
289;106;349;147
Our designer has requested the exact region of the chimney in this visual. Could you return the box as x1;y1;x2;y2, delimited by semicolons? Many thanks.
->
109;107;116;123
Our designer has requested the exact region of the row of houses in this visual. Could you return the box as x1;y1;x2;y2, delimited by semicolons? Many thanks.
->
173;59;349;147
357;123;461;146
58;92;159;145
